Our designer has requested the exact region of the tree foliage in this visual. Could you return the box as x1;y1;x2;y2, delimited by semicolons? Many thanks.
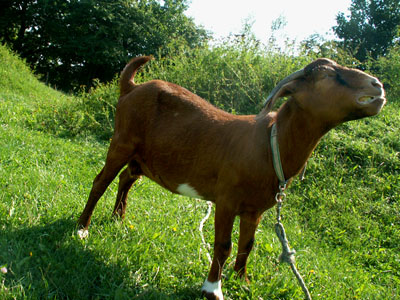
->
333;0;400;62
0;0;208;91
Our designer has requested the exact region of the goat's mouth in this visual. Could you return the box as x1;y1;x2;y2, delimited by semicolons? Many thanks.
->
357;95;386;106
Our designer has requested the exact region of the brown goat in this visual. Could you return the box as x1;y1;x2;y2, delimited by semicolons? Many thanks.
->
78;57;386;300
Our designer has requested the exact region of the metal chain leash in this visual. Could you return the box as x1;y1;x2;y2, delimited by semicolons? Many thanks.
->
275;183;312;300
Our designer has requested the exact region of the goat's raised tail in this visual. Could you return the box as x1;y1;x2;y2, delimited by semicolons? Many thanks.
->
120;56;153;96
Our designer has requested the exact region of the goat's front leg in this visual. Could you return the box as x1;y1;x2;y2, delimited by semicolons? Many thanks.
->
201;204;235;300
234;212;262;282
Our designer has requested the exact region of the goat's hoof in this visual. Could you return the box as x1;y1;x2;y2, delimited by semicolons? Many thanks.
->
112;212;125;220
202;291;222;300
238;274;251;284
201;280;223;300
234;268;250;283
77;229;89;239
242;276;251;284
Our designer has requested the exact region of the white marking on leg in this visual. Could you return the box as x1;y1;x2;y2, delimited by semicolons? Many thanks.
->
201;280;224;300
177;183;203;199
77;229;89;239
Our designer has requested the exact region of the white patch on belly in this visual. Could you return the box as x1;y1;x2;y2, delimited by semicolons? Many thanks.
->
177;183;203;199
201;280;224;300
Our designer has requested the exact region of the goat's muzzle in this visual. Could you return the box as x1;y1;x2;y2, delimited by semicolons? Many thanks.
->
355;76;386;115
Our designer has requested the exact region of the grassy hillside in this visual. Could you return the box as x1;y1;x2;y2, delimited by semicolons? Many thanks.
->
0;44;399;299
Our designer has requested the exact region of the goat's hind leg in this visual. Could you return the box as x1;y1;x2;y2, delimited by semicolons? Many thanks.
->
78;140;133;234
112;160;142;219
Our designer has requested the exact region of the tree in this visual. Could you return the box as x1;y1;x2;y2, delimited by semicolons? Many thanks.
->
0;0;208;91
333;0;400;62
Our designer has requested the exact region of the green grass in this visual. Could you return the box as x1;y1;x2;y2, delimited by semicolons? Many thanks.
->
0;44;399;299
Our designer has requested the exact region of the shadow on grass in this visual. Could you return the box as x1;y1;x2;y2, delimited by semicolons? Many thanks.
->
0;218;202;299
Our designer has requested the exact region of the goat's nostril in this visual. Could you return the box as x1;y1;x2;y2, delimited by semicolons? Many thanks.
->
372;79;383;89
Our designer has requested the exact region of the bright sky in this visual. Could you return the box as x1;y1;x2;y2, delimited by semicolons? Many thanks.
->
186;0;352;45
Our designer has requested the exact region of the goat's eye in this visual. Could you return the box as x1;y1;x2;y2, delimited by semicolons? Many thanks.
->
336;74;347;86
324;73;335;79
319;69;336;80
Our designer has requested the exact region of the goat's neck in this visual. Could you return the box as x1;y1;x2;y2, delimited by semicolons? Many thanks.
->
275;100;330;181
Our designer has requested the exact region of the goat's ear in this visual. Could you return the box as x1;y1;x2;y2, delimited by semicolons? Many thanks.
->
265;81;298;112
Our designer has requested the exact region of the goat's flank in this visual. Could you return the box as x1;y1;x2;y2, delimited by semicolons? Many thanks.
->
78;56;386;300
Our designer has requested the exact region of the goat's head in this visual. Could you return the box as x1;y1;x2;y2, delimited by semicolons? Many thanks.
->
264;58;386;126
